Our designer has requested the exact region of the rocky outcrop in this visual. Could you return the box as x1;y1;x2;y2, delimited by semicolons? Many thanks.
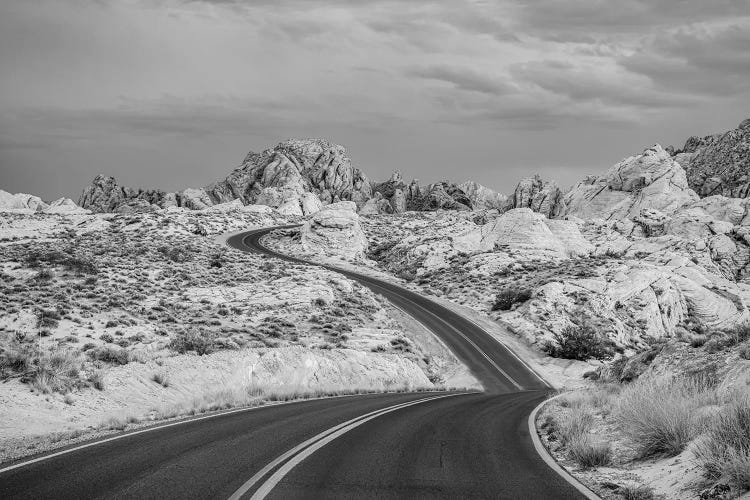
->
564;145;698;220
458;181;507;210
78;175;167;213
79;140;373;214
409;182;472;211
0;190;49;213
45;198;90;214
674;118;750;198
301;201;368;259
509;175;565;217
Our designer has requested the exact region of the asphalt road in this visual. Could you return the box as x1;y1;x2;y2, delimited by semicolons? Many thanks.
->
0;226;586;500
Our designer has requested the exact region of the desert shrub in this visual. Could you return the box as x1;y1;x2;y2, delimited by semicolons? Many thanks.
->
491;288;532;311
158;245;193;263
568;439;611;468
208;251;225;268
694;394;750;491
87;346;129;365
619;485;656;500
740;345;750;360
168;330;215;355
36;309;61;329
31;352;83;394
0;344;35;376
99;333;114;343
34;269;54;281
543;324;616;361
88;371;105;390
615;376;717;457
554;407;594;446
152;372;169;387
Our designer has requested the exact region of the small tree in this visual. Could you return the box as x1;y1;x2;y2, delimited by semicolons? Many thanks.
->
543;323;616;361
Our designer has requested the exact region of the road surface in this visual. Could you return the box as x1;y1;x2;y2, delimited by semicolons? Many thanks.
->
0;226;585;500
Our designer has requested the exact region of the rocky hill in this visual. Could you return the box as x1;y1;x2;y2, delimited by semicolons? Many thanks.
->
673;118;750;198
78;139;493;215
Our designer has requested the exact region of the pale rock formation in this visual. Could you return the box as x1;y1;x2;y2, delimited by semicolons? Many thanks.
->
475;208;592;258
203;199;244;213
276;199;304;217
510;175;565;217
564;145;698;220
178;188;214;210
301;201;368;259
44;198;90;214
300;192;323;216
0;190;49;212
458;181;508;210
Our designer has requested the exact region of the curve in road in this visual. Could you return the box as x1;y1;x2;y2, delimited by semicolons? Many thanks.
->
0;226;591;500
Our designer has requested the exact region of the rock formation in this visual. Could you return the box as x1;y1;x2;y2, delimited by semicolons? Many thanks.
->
300;201;368;259
509;175;565;217
458;181;507;210
673;118;750;198
0;189;49;213
563;145;698;220
79;139;373;214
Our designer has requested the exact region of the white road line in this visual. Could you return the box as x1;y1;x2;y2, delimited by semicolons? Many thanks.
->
382;289;523;391
226;395;448;500
232;393;462;500
528;394;601;500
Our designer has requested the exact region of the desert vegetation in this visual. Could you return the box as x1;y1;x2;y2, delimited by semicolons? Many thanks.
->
0;209;460;460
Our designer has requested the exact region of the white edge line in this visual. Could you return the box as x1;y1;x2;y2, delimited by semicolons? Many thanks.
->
0;390;447;475
246;393;461;500
528;393;601;500
461;315;553;389
226;395;452;500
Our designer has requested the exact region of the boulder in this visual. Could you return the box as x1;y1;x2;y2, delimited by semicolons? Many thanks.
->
44;198;90;214
301;201;368;259
510;175;564;217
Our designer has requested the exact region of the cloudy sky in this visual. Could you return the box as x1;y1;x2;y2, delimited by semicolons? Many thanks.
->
1;0;749;201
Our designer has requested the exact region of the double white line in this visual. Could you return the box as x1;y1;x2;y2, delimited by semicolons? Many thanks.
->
228;393;465;500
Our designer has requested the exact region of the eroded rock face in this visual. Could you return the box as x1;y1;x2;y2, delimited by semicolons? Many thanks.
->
301;201;368;259
564;145;698;220
510;175;565;217
409;182;472;211
675;119;750;198
78;175;167;213
79;140;373;214
458;181;508;210
0;190;49;213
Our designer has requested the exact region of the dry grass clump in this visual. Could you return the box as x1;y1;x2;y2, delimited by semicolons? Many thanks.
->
615;376;718;458
568;439;612;468
619;484;656;500
544;405;611;468
694;393;750;491
0;344;84;394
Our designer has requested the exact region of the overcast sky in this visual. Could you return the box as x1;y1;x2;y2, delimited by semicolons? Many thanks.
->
1;0;749;201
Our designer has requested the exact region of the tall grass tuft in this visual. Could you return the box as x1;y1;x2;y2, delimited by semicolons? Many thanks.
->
615;376;718;458
694;393;750;491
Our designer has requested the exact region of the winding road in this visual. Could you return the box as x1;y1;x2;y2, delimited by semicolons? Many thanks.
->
0;226;589;499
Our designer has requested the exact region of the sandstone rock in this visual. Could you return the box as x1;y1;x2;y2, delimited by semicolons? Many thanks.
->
301;201;368;258
676;119;750;198
78;175;166;212
44;198;90;214
564;145;698;220
510;175;565;217
476;208;592;259
410;182;472;211
0;190;49;212
276;199;304;217
300;192;323;216
458;181;508;210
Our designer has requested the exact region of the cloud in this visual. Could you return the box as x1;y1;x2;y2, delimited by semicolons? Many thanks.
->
408;65;515;96
621;21;750;97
